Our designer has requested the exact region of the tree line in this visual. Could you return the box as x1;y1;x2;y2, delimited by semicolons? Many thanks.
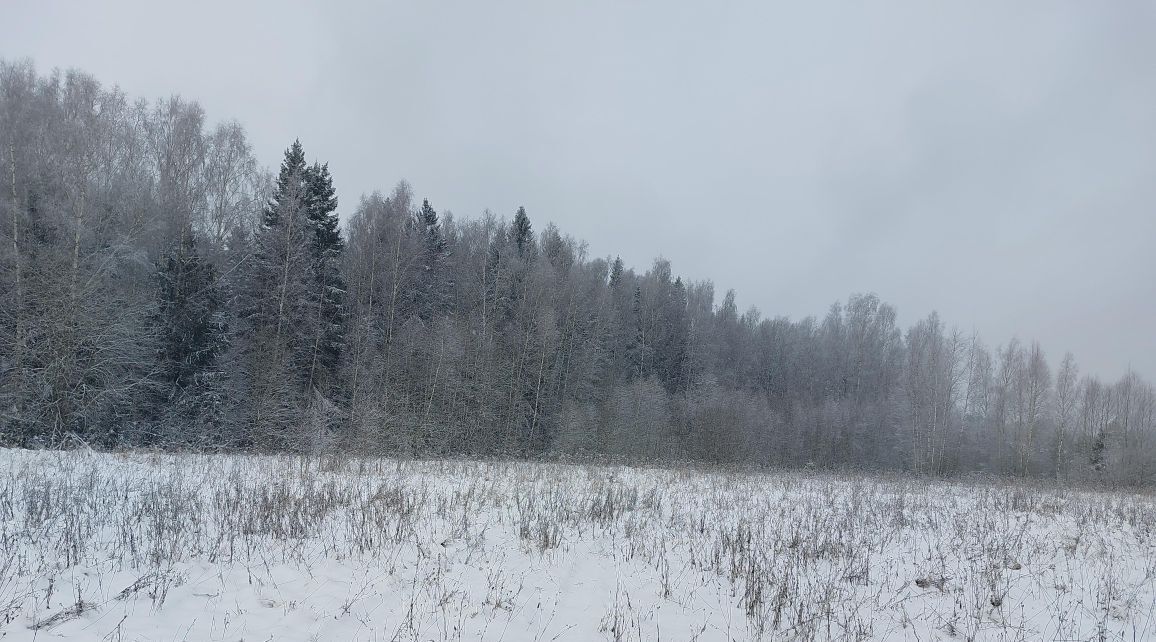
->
1;60;1153;484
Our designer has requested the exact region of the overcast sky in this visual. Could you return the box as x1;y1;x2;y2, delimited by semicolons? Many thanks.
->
4;0;1154;380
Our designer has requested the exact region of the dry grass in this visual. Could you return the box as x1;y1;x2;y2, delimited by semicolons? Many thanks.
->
0;448;1154;640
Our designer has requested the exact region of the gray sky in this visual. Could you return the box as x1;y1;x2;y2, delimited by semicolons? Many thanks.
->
4;0;1155;381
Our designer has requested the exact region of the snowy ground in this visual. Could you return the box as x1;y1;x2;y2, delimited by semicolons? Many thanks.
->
1;449;1154;641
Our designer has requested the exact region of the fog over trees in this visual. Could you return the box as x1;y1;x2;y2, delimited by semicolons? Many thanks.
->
1;60;1153;484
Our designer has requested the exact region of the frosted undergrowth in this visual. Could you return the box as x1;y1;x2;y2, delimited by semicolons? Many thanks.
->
1;448;1154;640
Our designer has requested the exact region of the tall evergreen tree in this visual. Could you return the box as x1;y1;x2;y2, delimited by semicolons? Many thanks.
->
241;143;317;447
241;140;346;447
609;256;624;289
512;206;533;259
151;229;228;444
266;139;307;227
411;198;449;321
302;159;346;395
417;199;444;256
305;161;341;254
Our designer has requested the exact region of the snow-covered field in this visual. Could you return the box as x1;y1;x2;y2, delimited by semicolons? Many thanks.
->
1;449;1154;641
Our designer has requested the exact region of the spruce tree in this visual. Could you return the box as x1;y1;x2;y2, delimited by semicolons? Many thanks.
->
305;161;341;255
512;206;533;259
417;199;445;258
302;160;346;393
412;198;449;320
266;139;308;227
152;229;227;444
241;141;347;447
243;144;316;447
609;256;624;289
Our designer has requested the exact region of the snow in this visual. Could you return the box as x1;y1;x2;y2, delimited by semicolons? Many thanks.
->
1;448;1154;640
